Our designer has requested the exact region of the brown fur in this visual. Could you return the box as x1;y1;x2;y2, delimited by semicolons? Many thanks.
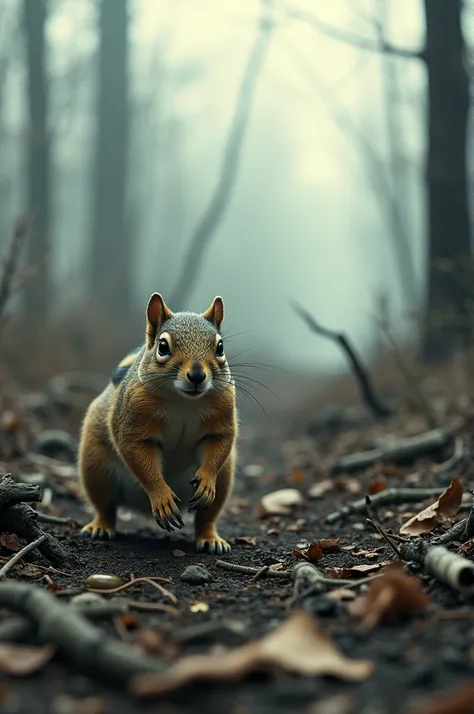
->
78;294;238;553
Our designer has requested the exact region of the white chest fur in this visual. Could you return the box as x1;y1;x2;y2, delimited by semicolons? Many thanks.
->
110;399;212;514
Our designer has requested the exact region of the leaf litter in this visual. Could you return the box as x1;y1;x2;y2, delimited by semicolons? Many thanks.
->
130;609;374;698
399;476;463;536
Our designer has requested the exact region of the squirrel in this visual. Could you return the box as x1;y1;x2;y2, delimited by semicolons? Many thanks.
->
78;293;237;554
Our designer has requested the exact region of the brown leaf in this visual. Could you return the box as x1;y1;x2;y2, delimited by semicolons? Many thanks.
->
0;643;55;675
367;479;387;495
234;536;257;547
130;610;373;698
293;538;341;563
172;550;186;558
308;480;334;499
400;477;463;536
324;563;383;579
353;549;379;559
259;489;304;517
406;682;474;714
348;562;430;630
0;533;22;552
18;563;44;580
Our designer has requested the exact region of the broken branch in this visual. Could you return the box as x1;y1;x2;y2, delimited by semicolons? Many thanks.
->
291;301;393;419
326;487;447;525
330;427;453;474
215;560;291;579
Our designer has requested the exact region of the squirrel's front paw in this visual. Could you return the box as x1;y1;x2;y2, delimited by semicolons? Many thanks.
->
152;489;184;532
189;471;216;512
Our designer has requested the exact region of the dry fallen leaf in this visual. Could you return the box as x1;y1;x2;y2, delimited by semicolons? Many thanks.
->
324;563;383;579
353;549;379;559
234;536;257;547
0;643;55;675
308;480;334;499
293;538;341;562
173;549;186;558
406;682;474;714
367;479;387;495
0;533;22;552
258;488;304;517
130;609;373;698
399;477;463;536
348;562;430;629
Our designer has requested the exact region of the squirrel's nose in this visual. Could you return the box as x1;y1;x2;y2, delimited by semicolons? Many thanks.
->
187;363;206;385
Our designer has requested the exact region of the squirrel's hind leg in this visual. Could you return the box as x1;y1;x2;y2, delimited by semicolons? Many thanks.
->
194;447;235;554
78;407;117;540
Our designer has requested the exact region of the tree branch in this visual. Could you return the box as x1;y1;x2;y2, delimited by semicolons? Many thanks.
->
168;0;275;308
284;3;424;60
291;301;393;419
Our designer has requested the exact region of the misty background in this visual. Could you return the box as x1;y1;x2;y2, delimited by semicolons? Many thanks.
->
0;0;472;423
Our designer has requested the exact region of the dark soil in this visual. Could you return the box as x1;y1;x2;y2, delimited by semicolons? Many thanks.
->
2;398;474;714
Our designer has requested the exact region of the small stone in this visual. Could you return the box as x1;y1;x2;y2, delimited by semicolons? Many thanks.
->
243;464;265;479
173;549;186;558
180;565;213;584
71;592;104;607
85;573;125;590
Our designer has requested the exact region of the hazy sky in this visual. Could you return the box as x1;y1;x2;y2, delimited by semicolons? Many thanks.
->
17;0;430;373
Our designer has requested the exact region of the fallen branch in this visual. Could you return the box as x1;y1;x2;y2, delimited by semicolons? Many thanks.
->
291;560;382;606
0;599;129;643
0;582;167;680
400;541;474;593
291;301;393;419
0;503;72;567
215;559;291;579
0;474;41;509
0;534;46;581
326;487;447;525
330;427;453;474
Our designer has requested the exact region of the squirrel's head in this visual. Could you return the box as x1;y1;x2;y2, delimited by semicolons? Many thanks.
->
141;293;231;400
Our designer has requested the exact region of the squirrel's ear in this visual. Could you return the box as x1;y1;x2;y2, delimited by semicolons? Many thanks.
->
146;293;173;348
202;296;224;331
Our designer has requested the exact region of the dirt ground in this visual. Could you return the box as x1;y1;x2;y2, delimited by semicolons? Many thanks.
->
1;385;474;714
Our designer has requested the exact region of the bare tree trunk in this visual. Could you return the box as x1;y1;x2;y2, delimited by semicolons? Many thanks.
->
91;0;130;315
23;0;50;321
422;0;471;363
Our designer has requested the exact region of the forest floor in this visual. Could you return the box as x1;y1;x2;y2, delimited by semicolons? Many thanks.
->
1;383;474;714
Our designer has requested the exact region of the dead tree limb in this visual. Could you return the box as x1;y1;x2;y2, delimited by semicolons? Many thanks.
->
0;582;166;680
326;487;447;525
291;301;393;419
168;0;275;308
400;541;474;593
330;426;453;474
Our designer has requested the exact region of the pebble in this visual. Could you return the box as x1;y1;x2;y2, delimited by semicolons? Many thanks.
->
180;565;213;584
85;573;125;590
243;464;265;479
71;592;104;607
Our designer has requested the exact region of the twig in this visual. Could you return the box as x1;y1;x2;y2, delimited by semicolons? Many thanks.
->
432;519;467;545
215;559;291;579
168;0;275;308
283;2;423;59
365;518;401;559
36;512;76;526
433;437;466;474
0;581;167;680
291;301;393;419
87;577;177;603
253;565;270;580
0;534;46;581
290;560;382;607
326;487;448;525
330;427;453;475
463;491;474;540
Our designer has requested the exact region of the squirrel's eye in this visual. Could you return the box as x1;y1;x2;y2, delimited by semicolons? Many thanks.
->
216;339;224;358
158;338;171;357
